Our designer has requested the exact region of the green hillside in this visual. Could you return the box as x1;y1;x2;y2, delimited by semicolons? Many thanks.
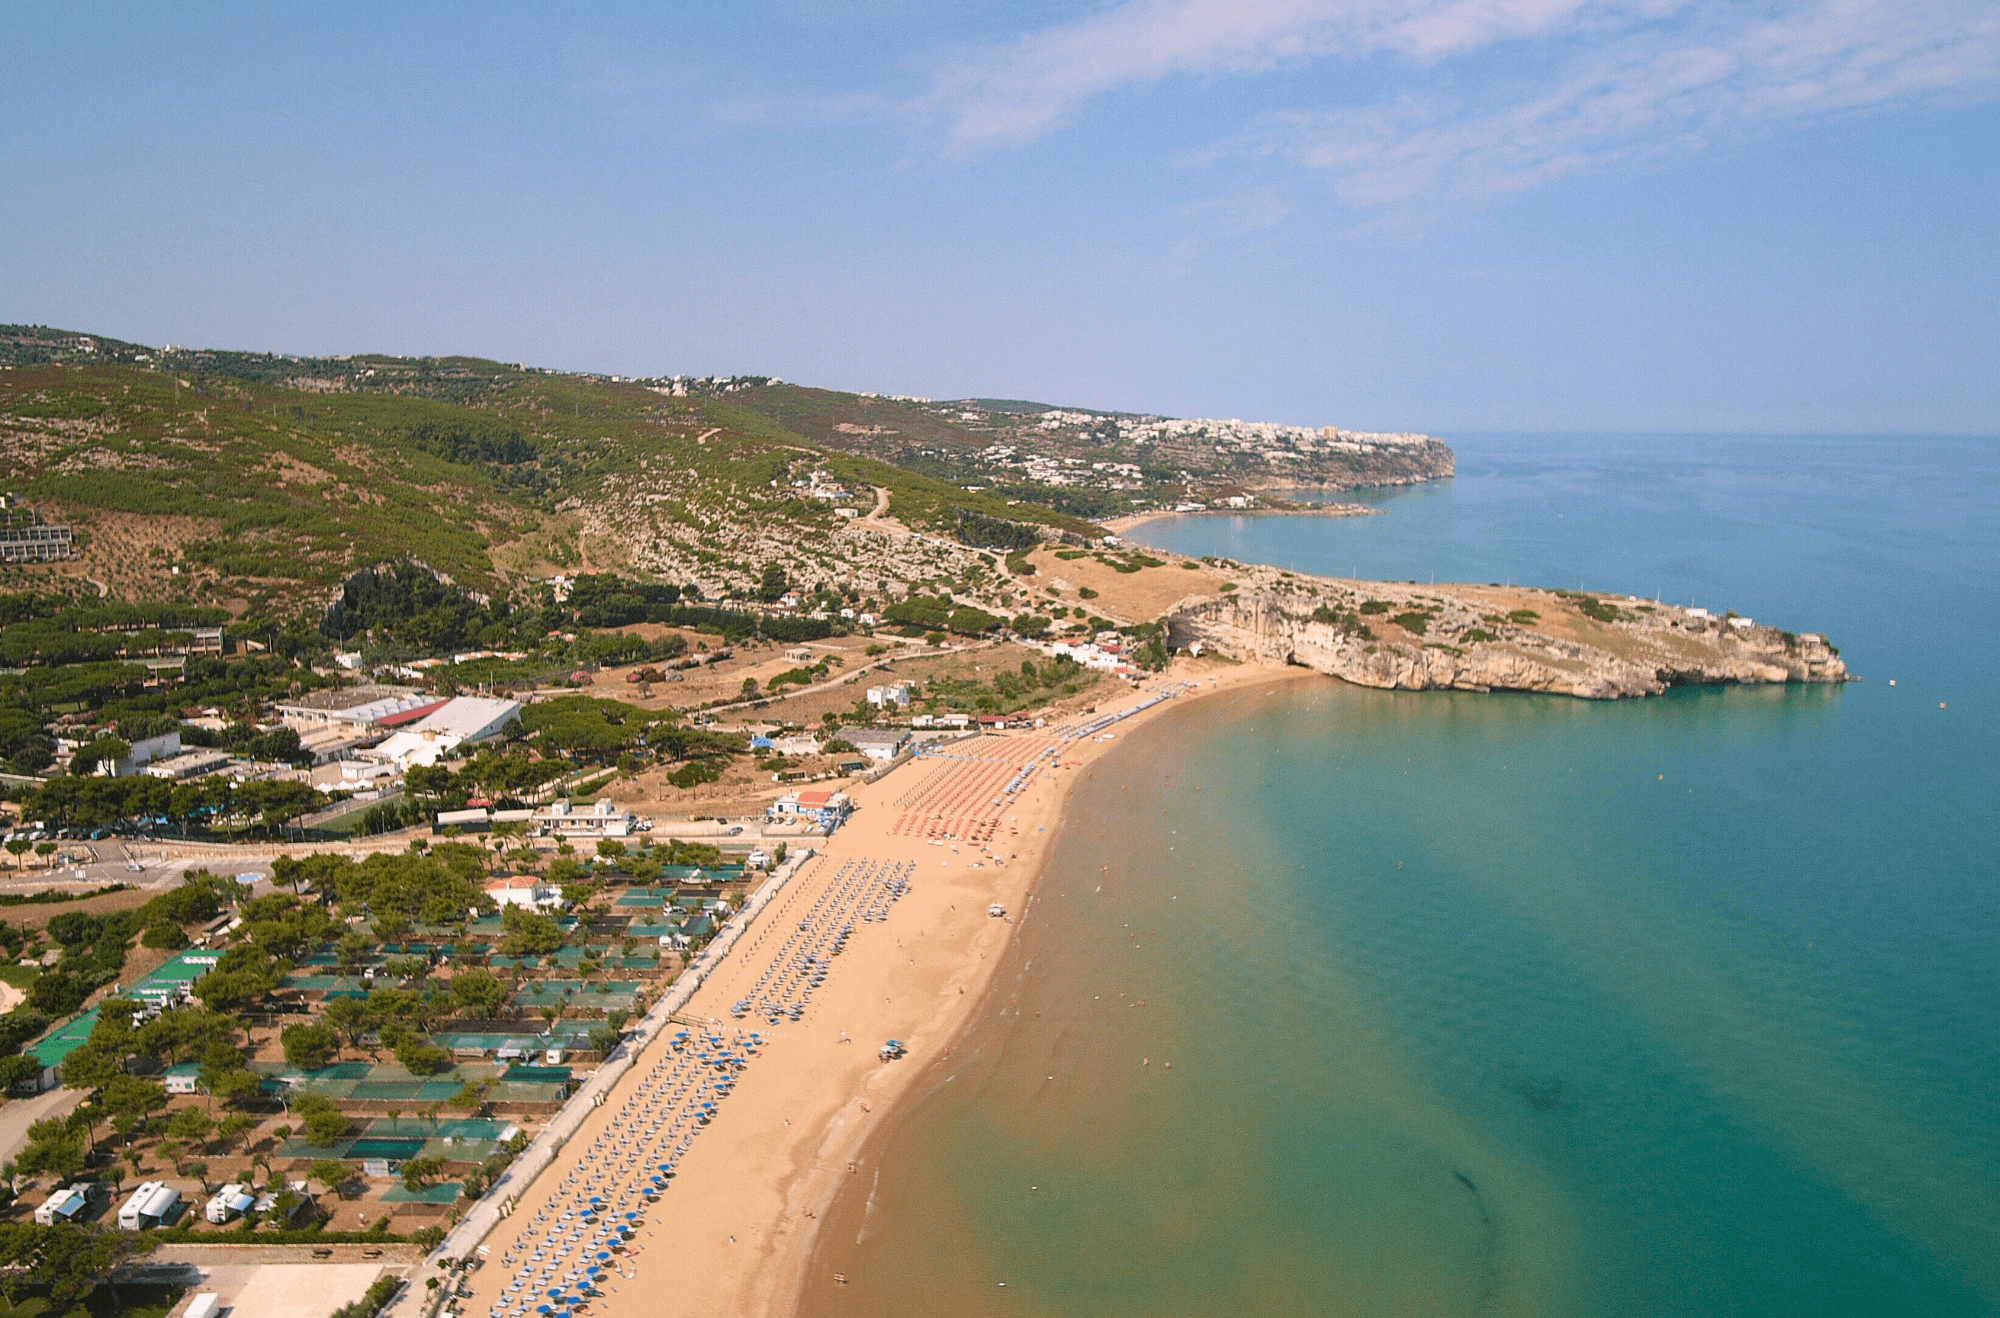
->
0;327;1100;627
0;325;1451;640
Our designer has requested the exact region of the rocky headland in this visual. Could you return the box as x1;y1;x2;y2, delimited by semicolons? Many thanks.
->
1164;572;1848;699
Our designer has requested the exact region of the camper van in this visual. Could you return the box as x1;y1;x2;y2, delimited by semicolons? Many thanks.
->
117;1181;181;1230
204;1183;257;1224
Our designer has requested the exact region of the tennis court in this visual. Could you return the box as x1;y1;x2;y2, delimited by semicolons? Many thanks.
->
383;1182;463;1203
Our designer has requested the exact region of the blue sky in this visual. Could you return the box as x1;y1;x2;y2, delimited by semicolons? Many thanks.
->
3;1;1996;433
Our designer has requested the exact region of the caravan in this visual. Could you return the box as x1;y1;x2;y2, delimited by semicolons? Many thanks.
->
34;1183;92;1225
204;1183;257;1224
117;1181;181;1230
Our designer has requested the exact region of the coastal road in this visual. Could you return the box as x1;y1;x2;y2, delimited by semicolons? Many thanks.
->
0;1085;87;1164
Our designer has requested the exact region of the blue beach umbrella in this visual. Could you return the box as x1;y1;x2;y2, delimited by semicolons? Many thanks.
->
596;1252;611;1261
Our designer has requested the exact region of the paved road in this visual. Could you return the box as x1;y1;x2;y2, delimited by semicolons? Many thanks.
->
0;838;275;895
0;1085;87;1163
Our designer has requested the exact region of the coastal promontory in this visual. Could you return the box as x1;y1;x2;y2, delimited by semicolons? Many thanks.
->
1162;573;1847;699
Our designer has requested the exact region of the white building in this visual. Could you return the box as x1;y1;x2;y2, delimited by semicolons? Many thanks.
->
368;730;455;770
836;726;910;762
485;875;561;909
101;730;182;778
274;686;434;733
1051;640;1129;674
411;696;523;742
366;696;524;770
865;681;912;708
533;797;637;839
142;748;236;781
766;789;852;829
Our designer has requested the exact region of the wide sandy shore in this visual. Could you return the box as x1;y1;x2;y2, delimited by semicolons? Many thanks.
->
457;660;1298;1318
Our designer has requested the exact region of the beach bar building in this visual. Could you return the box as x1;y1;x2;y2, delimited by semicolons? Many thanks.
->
766;789;852;830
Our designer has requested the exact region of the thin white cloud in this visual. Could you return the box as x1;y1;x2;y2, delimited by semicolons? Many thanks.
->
929;0;1636;146
1222;0;2000;202
928;0;2000;203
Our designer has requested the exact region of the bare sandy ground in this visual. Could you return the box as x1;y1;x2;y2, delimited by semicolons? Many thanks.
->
457;660;1298;1318
1024;544;1227;622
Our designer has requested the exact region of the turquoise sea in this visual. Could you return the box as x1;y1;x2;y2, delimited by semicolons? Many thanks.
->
806;435;1999;1317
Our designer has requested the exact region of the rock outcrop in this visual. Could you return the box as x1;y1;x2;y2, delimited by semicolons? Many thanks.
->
1165;582;1847;700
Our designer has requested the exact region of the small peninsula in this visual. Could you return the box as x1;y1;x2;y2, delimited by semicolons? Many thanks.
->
1164;571;1848;699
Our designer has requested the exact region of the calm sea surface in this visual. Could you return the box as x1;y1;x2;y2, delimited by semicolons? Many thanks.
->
804;435;2000;1317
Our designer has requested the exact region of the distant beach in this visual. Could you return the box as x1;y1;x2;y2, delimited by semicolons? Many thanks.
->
1103;502;1379;538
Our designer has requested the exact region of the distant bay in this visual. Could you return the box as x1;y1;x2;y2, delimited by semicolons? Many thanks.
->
804;435;2000;1317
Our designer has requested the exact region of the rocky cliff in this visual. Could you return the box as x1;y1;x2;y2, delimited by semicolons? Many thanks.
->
1165;579;1848;699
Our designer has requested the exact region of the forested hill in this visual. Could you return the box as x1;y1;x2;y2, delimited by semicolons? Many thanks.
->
0;325;1450;631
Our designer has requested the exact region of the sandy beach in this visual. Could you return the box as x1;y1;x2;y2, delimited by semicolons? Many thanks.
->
456;660;1299;1318
1102;503;1380;539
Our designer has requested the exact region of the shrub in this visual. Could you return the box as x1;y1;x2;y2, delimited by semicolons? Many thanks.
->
141;921;189;950
499;906;564;956
1308;605;1373;641
295;1094;353;1145
281;1022;342;1070
331;1275;406;1318
394;1040;453;1076
668;759;722;789
947;606;1002;635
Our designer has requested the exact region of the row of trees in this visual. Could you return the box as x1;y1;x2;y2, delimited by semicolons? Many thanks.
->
20;766;318;836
